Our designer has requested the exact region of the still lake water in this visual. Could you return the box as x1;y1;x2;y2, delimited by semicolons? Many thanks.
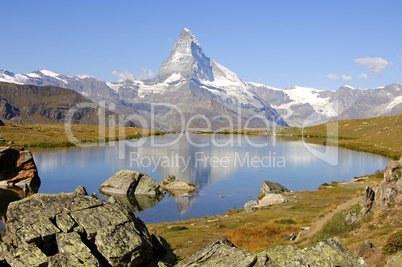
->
33;134;390;224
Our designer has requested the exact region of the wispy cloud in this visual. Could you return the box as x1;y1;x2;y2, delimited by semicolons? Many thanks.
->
112;68;154;82
354;57;391;75
327;73;352;80
327;73;338;79
137;68;154;80
112;70;135;82
359;73;368;79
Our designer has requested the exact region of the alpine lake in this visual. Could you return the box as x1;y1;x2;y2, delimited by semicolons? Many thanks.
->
20;134;391;223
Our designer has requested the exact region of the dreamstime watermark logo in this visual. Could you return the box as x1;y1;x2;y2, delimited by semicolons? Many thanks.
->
64;100;339;167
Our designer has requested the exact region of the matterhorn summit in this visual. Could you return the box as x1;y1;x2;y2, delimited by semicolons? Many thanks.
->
139;28;287;129
156;28;214;82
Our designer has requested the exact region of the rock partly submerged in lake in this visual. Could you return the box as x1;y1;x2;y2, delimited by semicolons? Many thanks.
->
177;236;369;267
0;186;176;266
99;170;165;213
99;170;164;196
160;179;196;195
0;146;41;188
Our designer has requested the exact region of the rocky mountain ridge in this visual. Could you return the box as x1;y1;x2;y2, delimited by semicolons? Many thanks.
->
0;82;131;126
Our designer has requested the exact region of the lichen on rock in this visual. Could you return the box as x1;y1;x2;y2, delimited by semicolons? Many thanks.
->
1;186;176;266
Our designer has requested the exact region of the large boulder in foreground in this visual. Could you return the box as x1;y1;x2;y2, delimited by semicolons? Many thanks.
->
261;181;290;196
99;170;164;196
0;146;41;188
1;186;175;266
178;236;369;267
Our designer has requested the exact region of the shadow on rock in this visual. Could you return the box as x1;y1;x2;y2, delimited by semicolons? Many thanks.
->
0;185;39;217
100;193;165;213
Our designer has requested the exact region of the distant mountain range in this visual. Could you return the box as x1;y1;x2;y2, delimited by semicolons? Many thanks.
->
248;83;402;126
1;28;401;129
0;82;130;126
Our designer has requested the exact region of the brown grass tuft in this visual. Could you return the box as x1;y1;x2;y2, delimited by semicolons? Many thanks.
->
224;223;299;251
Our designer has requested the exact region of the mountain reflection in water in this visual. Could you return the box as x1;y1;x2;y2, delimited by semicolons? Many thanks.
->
32;134;390;223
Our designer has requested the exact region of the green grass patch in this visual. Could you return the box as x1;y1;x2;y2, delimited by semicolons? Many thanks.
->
383;230;402;255
168;174;176;182
22;141;76;148
394;166;401;182
274;219;297;225
316;211;359;241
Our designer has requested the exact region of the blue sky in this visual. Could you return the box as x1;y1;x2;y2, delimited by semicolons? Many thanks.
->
1;0;401;90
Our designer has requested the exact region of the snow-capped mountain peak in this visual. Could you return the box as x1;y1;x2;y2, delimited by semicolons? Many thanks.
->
181;28;201;47
37;69;59;78
156;28;214;82
340;85;355;90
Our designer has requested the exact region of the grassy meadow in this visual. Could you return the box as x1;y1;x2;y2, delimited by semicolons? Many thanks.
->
0;121;163;149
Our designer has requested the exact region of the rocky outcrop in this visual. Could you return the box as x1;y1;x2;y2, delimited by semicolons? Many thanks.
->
258;194;292;207
261;181;290;196
360;186;375;215
177;236;369;267
0;186;175;266
244;200;258;213
0;146;41;188
99;170;164;196
267;237;369;266
160;179;196;194
375;158;402;208
176;237;263;267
